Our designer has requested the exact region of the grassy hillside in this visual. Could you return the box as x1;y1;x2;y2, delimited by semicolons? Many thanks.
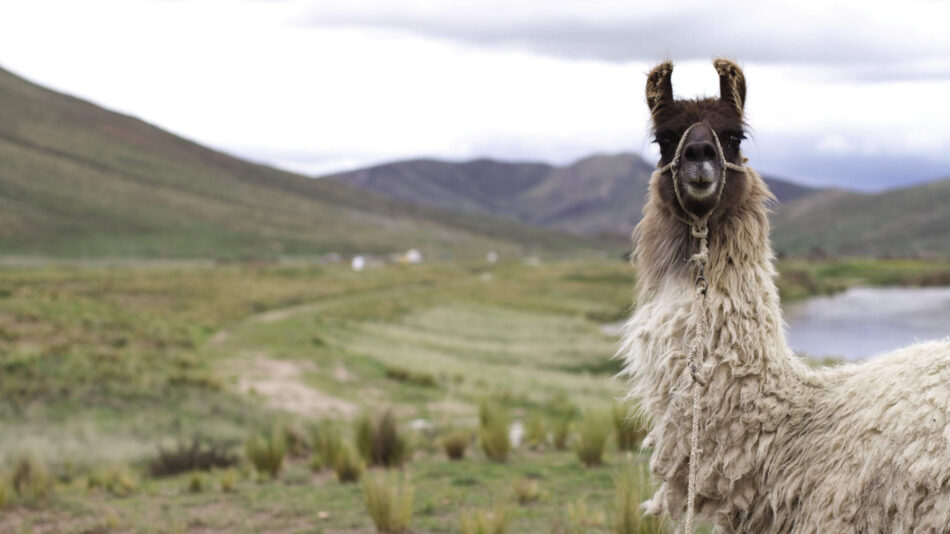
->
772;178;950;256
0;260;643;532
2;259;948;532
327;153;818;241
0;66;596;260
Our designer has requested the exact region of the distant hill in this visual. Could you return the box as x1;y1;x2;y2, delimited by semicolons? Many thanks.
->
0;66;595;259
328;153;819;241
771;178;950;256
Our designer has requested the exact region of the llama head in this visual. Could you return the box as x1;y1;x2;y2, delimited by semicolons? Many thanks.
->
646;58;748;220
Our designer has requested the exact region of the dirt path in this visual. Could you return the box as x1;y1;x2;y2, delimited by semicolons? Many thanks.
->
236;355;357;417
205;277;475;418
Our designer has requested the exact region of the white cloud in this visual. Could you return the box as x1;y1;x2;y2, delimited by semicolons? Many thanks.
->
0;0;947;189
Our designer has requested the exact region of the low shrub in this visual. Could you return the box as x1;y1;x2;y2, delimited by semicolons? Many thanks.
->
362;472;414;533
355;410;410;468
333;444;365;483
11;454;52;501
459;503;511;534
613;402;648;452
511;478;542;505
575;410;611;467
479;400;511;463
245;427;287;478
441;429;471;461
612;462;667;534
150;437;240;477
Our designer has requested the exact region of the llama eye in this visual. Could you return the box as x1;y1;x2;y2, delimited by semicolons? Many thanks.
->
723;132;745;149
654;132;676;150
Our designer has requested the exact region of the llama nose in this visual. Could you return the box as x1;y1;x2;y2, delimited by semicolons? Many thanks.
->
683;141;717;163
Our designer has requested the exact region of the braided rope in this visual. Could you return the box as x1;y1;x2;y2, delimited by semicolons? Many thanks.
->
654;122;745;534
683;227;710;534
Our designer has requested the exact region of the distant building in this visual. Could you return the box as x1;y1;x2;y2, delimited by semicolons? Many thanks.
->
405;249;423;264
351;255;365;271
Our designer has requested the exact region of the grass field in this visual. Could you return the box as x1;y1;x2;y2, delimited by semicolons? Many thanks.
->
1;257;948;533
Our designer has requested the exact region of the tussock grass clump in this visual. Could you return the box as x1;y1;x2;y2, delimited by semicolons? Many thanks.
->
479;400;511;463
441;429;471;461
549;392;578;451
362;472;414;533
217;468;238;492
281;422;311;458
310;420;345;471
385;365;437;387
575;410;611;467
150;437;239;477
613;402;648;452
88;465;139;497
355;410;410;468
334;444;365;483
511;477;542;505
459;503;511;534
612;462;667;534
565;499;607;533
11;454;52;501
188;472;207;493
552;418;572;451
0;473;10;507
245;427;287;478
523;414;547;449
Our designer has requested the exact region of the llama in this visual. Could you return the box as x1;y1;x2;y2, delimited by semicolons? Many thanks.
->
619;59;950;533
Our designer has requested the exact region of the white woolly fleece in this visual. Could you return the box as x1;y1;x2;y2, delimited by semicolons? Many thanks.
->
620;167;950;533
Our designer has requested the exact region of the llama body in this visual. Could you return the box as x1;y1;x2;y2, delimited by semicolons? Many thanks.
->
621;60;950;533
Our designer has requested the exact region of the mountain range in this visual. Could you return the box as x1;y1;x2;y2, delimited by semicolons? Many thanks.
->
328;156;950;256
325;154;818;244
1;63;947;259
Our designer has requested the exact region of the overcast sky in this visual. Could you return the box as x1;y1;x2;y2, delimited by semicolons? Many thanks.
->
3;0;950;191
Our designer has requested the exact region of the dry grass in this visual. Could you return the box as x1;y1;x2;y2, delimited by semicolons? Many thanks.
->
355;410;410;468
459;502;512;534
565;499;607;533
512;477;543;505
612;462;668;534
441;429;471;461
245;427;287;478
362;471;414;533
479;400;511;463
613;402;648;452
333;444;365;483
575;410;611;467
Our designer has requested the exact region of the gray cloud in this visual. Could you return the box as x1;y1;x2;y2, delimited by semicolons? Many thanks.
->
297;2;950;80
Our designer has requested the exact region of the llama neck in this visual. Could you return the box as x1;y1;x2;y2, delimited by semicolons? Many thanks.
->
621;168;816;520
623;166;813;438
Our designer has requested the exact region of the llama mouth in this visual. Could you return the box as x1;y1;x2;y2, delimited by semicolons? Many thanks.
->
684;179;718;198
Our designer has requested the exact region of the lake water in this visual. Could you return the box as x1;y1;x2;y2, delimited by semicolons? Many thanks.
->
785;287;950;360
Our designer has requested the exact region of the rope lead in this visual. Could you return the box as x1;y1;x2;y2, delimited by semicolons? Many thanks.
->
655;121;746;534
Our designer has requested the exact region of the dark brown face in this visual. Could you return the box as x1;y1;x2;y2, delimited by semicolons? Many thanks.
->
646;59;748;219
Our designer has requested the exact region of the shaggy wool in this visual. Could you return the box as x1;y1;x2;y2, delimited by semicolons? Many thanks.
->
619;166;950;533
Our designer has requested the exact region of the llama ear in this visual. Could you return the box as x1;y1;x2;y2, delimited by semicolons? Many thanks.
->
714;58;746;116
645;61;674;116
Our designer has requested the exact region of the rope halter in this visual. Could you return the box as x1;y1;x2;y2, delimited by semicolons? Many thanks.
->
654;121;745;534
